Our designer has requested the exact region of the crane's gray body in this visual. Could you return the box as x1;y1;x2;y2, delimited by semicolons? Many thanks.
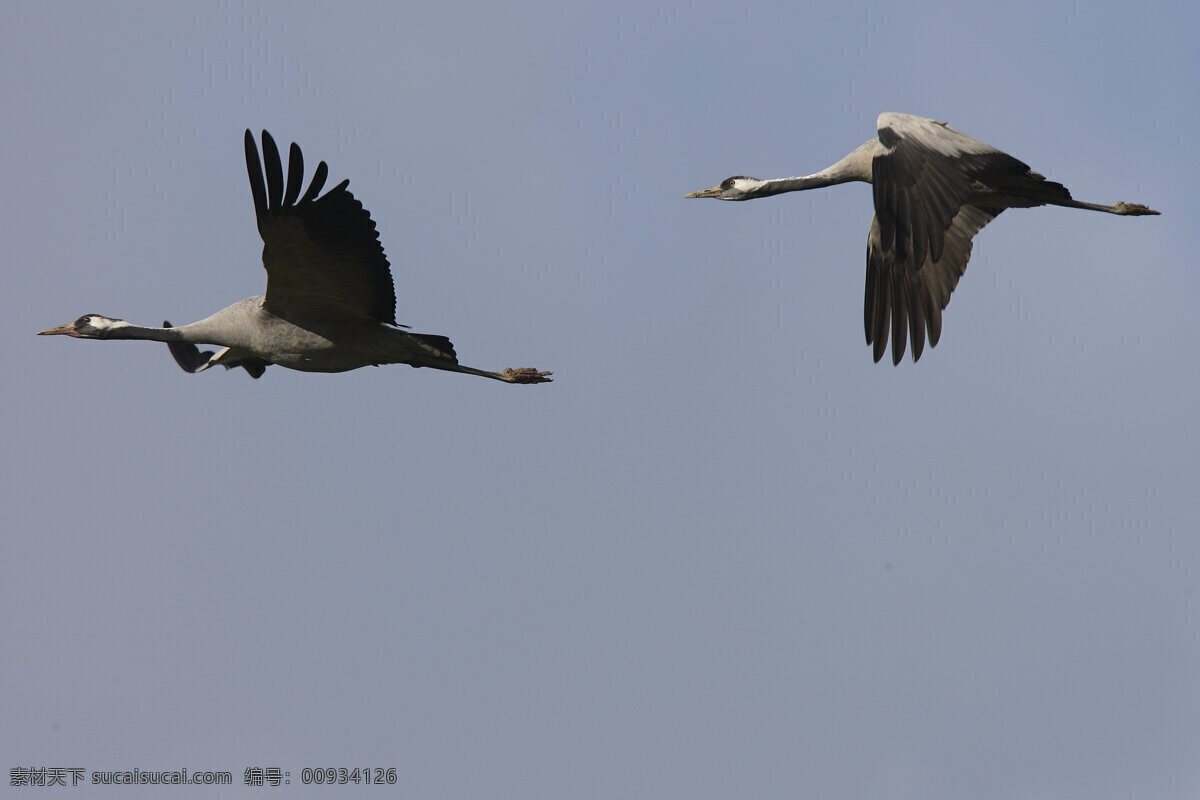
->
171;297;449;373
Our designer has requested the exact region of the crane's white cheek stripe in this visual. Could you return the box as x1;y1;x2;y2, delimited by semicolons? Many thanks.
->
90;318;131;334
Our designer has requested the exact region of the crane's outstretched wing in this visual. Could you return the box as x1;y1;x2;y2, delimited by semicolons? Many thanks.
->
864;207;1000;365
245;130;398;326
865;113;1069;364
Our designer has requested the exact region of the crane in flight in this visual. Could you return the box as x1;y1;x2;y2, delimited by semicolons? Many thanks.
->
685;112;1159;365
39;131;552;384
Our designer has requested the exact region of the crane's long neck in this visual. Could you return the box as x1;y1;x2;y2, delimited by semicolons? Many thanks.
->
749;173;845;198
93;320;186;342
84;313;243;344
88;317;236;345
751;140;877;198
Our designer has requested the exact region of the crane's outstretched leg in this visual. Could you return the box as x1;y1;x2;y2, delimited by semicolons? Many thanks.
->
403;331;551;383
439;364;553;383
1052;199;1160;215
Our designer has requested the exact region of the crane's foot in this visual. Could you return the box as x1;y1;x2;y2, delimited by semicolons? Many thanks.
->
1112;202;1160;215
502;367;553;384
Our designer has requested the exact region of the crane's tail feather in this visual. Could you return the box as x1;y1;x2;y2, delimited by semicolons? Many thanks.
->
412;333;458;361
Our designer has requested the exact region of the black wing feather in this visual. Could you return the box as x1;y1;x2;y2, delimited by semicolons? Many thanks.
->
244;131;268;225
164;321;214;373
299;161;328;204
866;117;1036;364
261;132;285;211
865;206;1001;364
282;143;304;208
163;321;267;378
245;130;398;326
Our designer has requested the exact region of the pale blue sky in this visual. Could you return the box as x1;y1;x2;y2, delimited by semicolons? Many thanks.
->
4;1;1198;798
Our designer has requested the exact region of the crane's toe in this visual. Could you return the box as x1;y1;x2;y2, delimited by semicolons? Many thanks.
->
502;367;553;384
1113;202;1160;215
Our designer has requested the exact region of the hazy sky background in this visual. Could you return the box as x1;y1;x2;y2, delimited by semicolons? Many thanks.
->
4;1;1197;797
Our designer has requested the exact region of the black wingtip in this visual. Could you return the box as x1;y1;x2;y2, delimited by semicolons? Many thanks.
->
244;130;268;227
247;131;334;211
282;142;304;207
260;131;284;212
299;161;329;203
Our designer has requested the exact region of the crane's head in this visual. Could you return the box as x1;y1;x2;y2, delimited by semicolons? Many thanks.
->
684;176;764;201
37;315;127;339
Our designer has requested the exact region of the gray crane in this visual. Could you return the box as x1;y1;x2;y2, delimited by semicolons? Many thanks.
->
686;112;1159;365
39;131;552;384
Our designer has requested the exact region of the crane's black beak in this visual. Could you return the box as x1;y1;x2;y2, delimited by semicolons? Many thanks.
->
37;322;77;336
684;185;723;199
